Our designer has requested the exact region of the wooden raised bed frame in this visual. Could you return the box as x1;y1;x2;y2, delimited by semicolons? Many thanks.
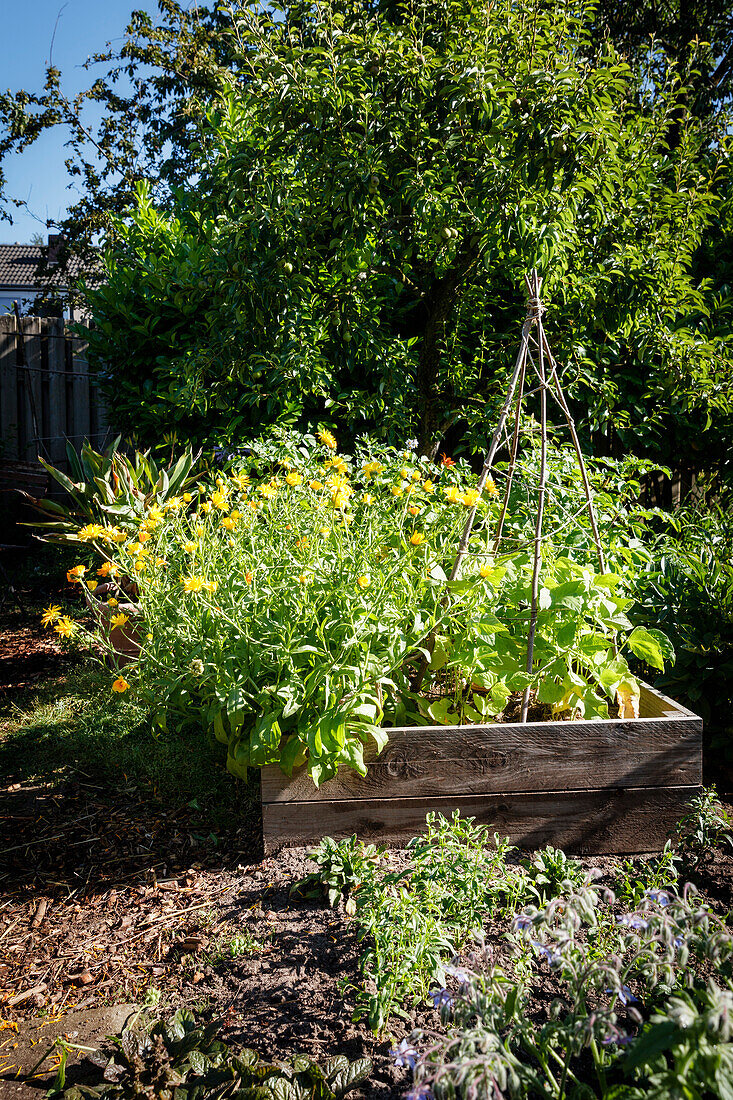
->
260;684;702;855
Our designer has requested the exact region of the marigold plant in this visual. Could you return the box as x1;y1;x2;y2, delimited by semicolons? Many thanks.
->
48;434;673;785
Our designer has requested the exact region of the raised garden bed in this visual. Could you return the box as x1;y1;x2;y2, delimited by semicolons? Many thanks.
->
261;683;702;854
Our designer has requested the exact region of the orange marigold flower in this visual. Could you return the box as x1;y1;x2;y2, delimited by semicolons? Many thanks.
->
111;677;130;694
245;571;254;584
67;565;86;583
441;454;456;468
410;532;425;546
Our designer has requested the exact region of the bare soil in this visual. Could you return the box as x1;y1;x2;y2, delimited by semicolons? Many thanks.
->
0;565;731;1099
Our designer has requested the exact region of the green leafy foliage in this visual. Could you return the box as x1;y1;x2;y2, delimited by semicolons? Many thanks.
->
410;879;733;1100
520;846;586;906
293;834;383;909
672;788;733;867
63;0;730;467
633;503;733;738
29;438;198;546
51;1008;371;1099
46;435;673;784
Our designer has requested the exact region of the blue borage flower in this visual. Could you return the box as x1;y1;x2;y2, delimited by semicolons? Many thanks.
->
605;984;638;1006
618;914;649;930
445;963;471;985
390;1039;419;1070
514;913;533;931
532;940;563;965
430;988;453;1009
645;888;671;906
406;1085;432;1100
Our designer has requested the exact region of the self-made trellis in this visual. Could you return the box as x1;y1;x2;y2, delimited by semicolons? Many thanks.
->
261;273;702;855
449;268;614;721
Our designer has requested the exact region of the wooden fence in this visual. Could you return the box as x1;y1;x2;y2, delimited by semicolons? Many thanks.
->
0;315;110;477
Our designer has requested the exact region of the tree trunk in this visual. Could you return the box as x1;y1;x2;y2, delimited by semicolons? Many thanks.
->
415;273;461;457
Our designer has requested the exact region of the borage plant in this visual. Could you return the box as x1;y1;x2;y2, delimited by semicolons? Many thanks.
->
44;432;673;784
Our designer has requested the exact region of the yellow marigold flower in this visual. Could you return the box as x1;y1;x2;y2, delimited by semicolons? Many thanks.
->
195;524;206;536
362;460;384;479
408;505;420;516
111;677;130;694
330;491;350;511
297;573;310;585
97;561;119;577
216;476;224;487
259;484;277;500
479;563;493;578
230;508;241;520
138;544;151;557
41;604;62;628
86;579;98;591
410;532;425;546
203;580;218;593
183;540;197;553
221;516;238;531
67;565;86;583
164;496;182;511
318;428;337;450
201;501;212;513
146;506;165;525
110;612;129;629
461;488;481;507
77;523;105;541
285;471;303;487
155;556;167;566
245;571;254;584
211;490;229;511
183;492;193;502
138;530;151;543
107;597;118;607
423;480;435;494
356;574;371;590
232;473;250;491
146;633;153;640
400;466;411;480
444;487;462;504
318;526;331;536
391;485;403;497
106;527;127;543
54;616;75;638
182;575;205;592
309;479;324;491
134;559;147;573
362;493;374;505
411;470;421;481
485;477;499;497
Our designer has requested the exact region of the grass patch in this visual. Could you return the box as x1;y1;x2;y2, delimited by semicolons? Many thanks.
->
0;663;254;833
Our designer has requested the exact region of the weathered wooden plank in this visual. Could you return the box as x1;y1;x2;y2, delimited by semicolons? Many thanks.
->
19;317;43;461
639;683;697;720
0;316;19;461
47;318;68;467
262;785;701;855
70;328;91;446
261;716;701;802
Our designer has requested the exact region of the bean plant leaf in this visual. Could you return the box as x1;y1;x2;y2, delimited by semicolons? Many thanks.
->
626;627;669;671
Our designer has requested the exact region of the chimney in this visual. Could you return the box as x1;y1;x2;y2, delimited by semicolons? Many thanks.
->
47;233;64;265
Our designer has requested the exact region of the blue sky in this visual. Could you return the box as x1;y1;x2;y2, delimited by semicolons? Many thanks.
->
1;0;161;243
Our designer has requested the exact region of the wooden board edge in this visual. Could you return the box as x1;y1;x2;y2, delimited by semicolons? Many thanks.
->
262;784;702;857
